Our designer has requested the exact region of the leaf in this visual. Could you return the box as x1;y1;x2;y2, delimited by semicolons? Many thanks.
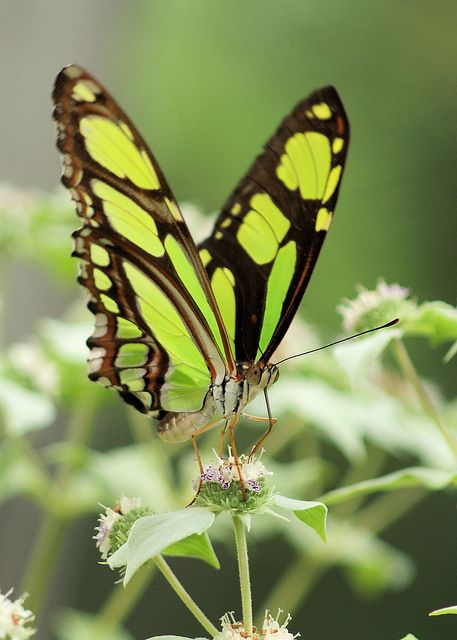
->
399;635;420;640
0;378;56;434
0;443;49;504
146;636;208;640
403;301;457;345
333;329;400;382
429;605;457;616
54;608;134;640
108;507;215;584
273;495;327;541
163;531;220;569
320;467;457;506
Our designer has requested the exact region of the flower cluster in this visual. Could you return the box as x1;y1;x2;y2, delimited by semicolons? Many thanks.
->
215;610;298;640
0;589;35;640
95;495;153;560
196;453;274;513
338;280;414;333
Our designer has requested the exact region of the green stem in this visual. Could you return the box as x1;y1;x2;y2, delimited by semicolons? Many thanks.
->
232;515;253;634
89;564;157;639
154;555;218;637
391;337;457;457
21;510;67;612
21;388;99;614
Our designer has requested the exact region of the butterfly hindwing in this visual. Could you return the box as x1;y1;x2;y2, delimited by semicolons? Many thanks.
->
199;87;349;363
53;64;234;414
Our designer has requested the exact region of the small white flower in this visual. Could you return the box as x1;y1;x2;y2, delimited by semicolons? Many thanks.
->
214;610;298;640
200;453;272;493
0;589;35;640
118;495;142;514
95;507;121;559
338;280;412;333
95;495;148;560
260;610;298;640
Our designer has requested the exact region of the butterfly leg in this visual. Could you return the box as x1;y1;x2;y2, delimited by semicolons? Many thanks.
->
227;413;247;500
188;416;224;505
241;412;278;425
248;389;276;459
218;423;227;458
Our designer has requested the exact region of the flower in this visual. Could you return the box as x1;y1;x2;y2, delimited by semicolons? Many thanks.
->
338;280;415;333
0;589;35;640
195;452;274;514
95;495;152;560
215;610;298;640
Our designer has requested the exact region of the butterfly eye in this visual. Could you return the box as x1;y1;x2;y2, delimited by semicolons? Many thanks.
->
246;365;262;386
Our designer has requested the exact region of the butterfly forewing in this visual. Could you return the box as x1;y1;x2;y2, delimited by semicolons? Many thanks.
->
199;87;349;364
53;64;234;414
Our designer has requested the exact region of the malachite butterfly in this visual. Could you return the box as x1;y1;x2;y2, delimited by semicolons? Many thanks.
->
52;64;349;456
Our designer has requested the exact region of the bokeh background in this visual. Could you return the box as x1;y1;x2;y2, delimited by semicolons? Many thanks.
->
1;1;456;639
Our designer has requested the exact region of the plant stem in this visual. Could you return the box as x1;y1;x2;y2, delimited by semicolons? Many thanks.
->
232;515;253;635
21;388;99;614
89;564;157;639
21;509;67;613
154;555;218;637
391;337;457;457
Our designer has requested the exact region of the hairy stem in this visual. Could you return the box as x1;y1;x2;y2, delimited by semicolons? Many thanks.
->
391;337;457;457
154;555;218;637
232;515;253;634
21;388;99;614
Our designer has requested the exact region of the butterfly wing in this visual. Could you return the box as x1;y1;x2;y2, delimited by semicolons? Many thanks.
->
199;86;349;363
53;64;235;415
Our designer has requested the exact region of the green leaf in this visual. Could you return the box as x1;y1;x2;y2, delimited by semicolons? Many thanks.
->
146;636;208;640
0;443;49;504
403;301;457;345
429;605;457;616
320;467;457;506
54;608;134;640
0;378;56;434
163;531;220;569
399;635;420;640
273;495;327;541
108;507;215;584
333;329;400;382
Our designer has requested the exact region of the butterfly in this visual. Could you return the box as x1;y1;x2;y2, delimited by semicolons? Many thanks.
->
53;64;349;464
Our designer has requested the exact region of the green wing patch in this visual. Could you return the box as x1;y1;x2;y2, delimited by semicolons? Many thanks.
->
53;64;235;414
199;86;349;363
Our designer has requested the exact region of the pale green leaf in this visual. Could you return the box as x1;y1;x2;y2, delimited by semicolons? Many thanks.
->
55;608;134;640
273;495;327;541
108;507;215;584
333;329;401;382
164;531;220;569
0;379;56;434
146;636;208;640
321;467;457;506
404;301;457;344
429;605;457;616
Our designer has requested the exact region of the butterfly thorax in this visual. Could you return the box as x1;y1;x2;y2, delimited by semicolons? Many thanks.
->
157;362;279;443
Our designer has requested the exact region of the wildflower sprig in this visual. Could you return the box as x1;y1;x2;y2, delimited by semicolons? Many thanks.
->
214;610;298;640
0;589;35;640
95;495;153;560
195;453;275;514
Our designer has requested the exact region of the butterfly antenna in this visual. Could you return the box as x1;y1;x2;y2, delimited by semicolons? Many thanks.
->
274;318;399;366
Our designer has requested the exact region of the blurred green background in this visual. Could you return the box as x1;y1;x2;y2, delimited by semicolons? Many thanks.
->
0;1;456;639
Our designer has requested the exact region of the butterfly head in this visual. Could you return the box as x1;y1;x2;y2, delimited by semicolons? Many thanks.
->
240;361;280;389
